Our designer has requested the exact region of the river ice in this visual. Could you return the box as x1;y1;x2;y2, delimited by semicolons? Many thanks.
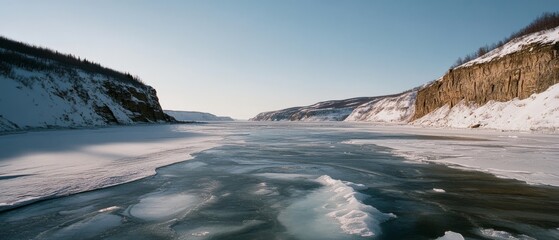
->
0;122;558;239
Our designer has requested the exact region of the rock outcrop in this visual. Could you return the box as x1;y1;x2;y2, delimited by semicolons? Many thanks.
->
413;27;559;120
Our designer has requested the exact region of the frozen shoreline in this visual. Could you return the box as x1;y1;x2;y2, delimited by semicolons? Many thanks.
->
345;124;559;187
0;124;223;211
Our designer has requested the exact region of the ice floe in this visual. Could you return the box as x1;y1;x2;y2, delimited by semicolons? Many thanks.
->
279;175;395;239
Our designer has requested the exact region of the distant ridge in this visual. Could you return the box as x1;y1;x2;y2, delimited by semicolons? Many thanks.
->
165;110;234;122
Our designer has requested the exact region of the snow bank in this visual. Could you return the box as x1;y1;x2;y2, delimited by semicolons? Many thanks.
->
414;83;559;132
0;124;221;210
345;91;417;123
458;26;559;68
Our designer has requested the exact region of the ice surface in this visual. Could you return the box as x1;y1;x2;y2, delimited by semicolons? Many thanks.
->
253;173;315;180
278;175;395;239
344;125;559;187
252;182;279;196
0;124;221;210
176;220;265;239
39;213;122;239
128;192;200;221
478;228;536;240
435;231;464;240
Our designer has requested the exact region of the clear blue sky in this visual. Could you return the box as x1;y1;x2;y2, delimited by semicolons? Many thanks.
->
1;1;558;119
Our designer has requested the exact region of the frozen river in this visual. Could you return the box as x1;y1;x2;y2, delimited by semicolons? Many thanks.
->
0;122;558;239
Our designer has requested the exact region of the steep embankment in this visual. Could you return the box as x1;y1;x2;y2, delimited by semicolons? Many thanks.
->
250;96;389;121
413;26;559;130
345;90;417;123
164;110;234;122
0;37;173;131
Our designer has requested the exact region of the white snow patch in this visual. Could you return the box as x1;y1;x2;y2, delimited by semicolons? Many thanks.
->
98;206;121;213
435;231;464;240
300;108;355;121
346;91;417;123
414;83;559;132
0;124;221;210
343;125;559;187
458;26;559;67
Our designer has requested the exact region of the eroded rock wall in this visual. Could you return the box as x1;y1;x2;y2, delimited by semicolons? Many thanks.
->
414;42;559;120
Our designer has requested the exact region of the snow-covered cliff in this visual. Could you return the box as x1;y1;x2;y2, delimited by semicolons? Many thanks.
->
345;90;416;123
250;96;386;121
413;26;559;131
0;38;173;132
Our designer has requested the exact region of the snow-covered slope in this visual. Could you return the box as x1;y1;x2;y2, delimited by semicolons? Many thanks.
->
413;83;559;131
164;110;233;122
345;90;417;123
251;96;390;121
0;40;172;132
413;25;559;131
458;26;559;68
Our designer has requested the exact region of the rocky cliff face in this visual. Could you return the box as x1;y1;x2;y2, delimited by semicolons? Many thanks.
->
414;27;559;120
0;42;173;131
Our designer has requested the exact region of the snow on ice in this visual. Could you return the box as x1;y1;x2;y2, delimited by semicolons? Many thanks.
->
344;125;559;187
0;124;221;210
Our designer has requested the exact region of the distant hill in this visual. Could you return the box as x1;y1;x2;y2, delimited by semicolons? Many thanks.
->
164;110;234;122
0;36;173;132
250;96;391;121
